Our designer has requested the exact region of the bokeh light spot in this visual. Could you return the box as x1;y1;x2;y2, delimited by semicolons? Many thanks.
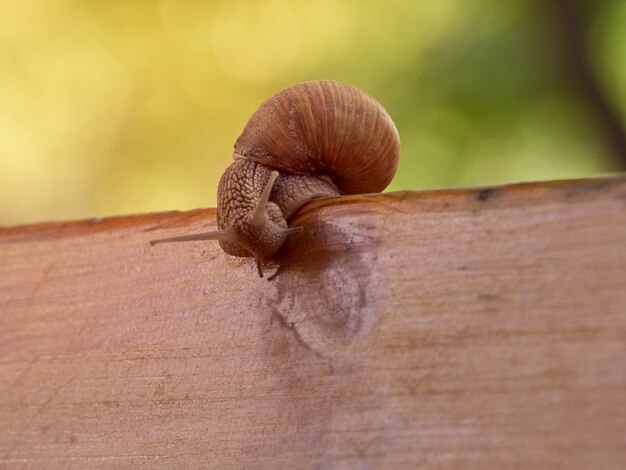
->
210;0;301;82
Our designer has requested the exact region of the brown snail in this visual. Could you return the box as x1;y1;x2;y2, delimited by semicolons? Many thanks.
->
150;80;400;277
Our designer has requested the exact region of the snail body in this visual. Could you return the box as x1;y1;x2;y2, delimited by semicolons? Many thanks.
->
151;81;400;277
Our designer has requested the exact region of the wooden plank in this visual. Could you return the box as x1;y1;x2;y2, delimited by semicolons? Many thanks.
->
1;176;625;468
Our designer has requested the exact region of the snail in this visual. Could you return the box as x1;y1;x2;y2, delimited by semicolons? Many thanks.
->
150;80;400;277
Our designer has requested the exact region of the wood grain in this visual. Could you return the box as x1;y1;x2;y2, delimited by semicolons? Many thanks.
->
1;176;625;468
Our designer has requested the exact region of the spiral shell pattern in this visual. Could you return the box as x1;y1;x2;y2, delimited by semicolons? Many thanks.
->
234;80;400;195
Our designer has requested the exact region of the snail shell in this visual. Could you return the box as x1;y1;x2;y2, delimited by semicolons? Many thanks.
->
151;80;400;277
234;80;400;194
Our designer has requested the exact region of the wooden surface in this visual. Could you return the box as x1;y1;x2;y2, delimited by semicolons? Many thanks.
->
1;176;626;468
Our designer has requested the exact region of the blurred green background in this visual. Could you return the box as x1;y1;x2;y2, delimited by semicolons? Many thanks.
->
1;0;625;225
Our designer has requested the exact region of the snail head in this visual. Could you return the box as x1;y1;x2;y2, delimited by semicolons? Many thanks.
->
150;170;302;277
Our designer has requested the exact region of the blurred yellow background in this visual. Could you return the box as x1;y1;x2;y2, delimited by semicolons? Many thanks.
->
1;0;624;225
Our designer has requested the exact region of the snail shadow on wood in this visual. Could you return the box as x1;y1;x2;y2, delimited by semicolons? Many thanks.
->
261;210;381;357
